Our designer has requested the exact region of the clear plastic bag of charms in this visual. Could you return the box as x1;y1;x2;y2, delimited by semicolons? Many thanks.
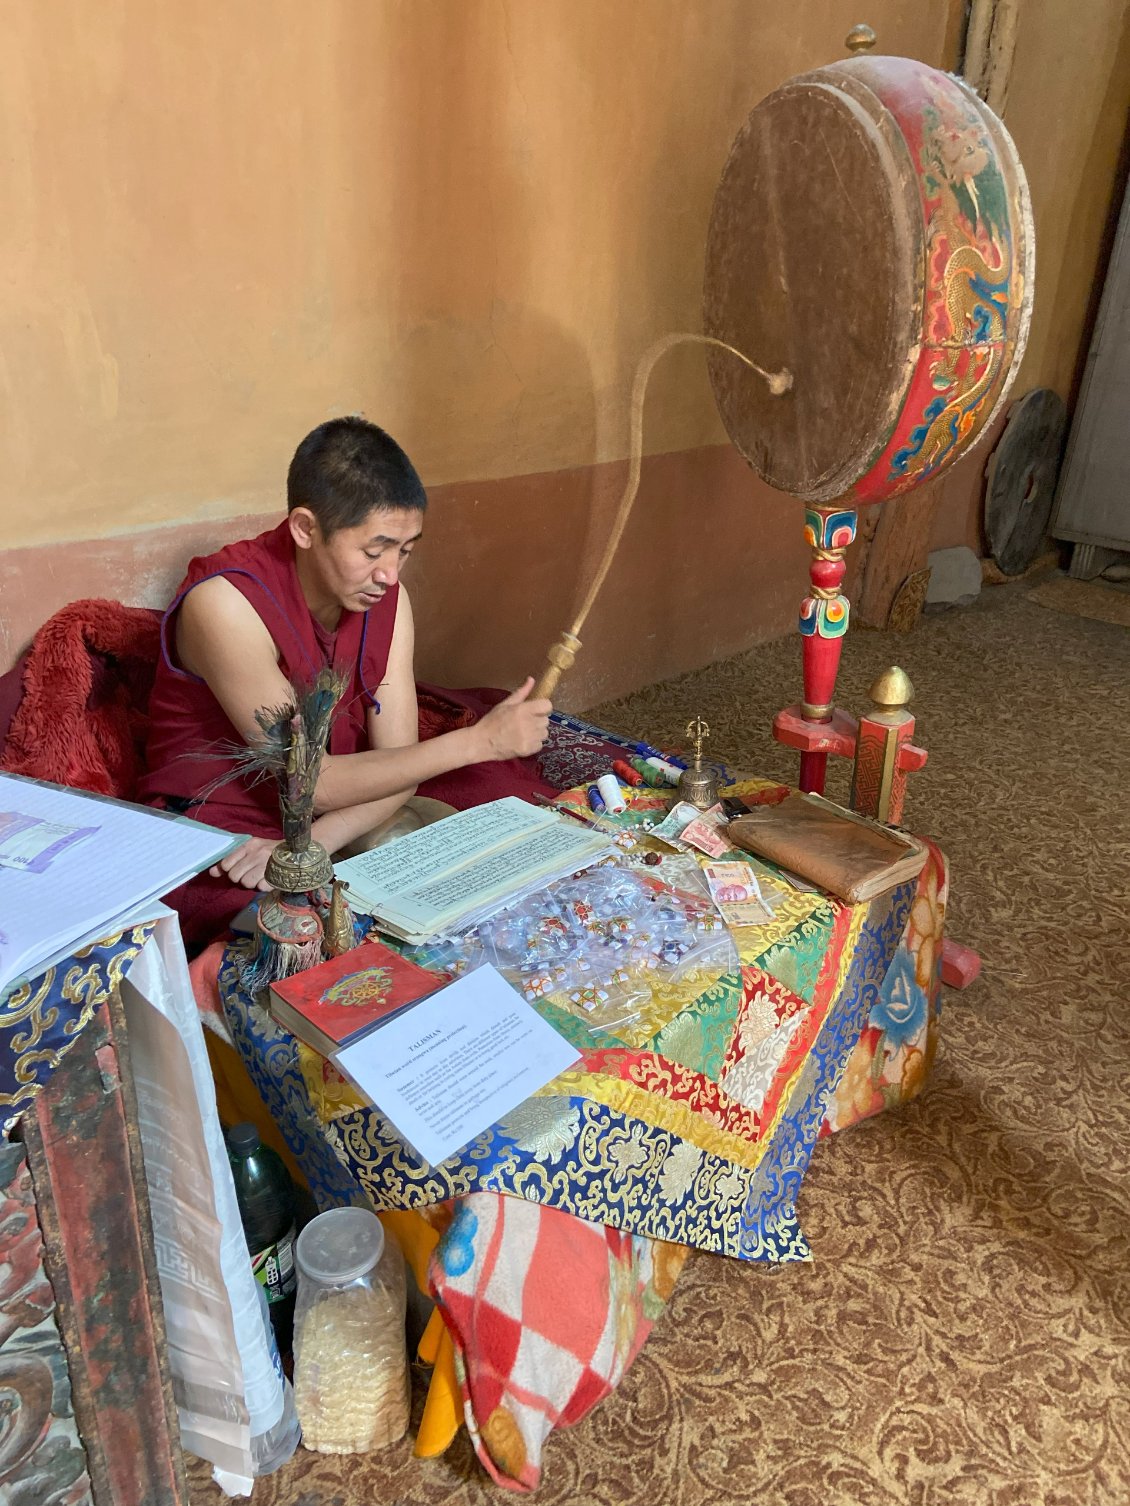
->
405;861;737;1042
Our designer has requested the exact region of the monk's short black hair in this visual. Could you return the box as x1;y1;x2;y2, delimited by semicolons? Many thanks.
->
287;417;427;535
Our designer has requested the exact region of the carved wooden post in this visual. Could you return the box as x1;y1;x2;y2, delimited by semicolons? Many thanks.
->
850;666;928;824
23;990;188;1506
795;505;857;793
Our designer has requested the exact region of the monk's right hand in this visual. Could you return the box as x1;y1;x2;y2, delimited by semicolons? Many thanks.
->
209;836;277;892
475;677;552;762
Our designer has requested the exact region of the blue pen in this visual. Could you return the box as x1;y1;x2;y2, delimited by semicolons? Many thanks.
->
631;738;665;760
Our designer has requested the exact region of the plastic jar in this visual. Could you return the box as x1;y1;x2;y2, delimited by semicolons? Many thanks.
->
292;1208;409;1453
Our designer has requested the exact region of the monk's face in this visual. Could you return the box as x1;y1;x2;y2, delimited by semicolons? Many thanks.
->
291;505;423;617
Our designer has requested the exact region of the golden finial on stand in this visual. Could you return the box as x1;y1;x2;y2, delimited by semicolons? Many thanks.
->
845;23;877;53
677;715;720;811
325;878;358;958
850;666;927;825
867;666;914;715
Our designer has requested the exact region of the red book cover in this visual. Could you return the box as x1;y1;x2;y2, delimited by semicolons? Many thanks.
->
268;939;445;1055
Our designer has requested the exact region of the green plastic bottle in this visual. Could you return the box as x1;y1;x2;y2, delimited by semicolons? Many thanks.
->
226;1122;298;1355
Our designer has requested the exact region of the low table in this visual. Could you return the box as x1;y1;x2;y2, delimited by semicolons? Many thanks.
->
219;776;948;1487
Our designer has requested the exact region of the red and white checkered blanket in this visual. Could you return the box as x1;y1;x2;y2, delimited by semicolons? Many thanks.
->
430;1192;687;1490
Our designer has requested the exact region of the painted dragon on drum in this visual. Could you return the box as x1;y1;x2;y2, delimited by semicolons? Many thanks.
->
889;76;1018;486
864;62;1032;499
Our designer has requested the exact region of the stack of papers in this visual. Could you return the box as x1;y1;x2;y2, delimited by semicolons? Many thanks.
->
0;772;240;1000
335;797;614;944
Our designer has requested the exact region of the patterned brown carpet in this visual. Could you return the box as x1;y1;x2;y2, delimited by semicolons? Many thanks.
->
187;579;1130;1506
1027;573;1130;628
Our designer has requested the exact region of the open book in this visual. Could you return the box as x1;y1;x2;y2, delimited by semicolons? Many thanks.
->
335;797;614;944
0;772;240;999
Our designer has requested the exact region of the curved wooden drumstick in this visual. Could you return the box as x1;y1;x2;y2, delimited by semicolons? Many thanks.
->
532;332;792;701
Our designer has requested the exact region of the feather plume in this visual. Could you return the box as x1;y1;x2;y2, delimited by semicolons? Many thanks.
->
193;667;348;849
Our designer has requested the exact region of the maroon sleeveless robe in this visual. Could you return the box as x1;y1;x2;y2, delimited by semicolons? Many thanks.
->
140;519;398;945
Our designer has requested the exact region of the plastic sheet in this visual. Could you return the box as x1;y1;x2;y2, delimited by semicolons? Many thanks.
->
409;863;737;1041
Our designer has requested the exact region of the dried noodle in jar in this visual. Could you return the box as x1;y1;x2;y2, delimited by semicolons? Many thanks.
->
292;1207;409;1453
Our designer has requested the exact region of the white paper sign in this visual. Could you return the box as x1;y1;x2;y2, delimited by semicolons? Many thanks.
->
334;964;580;1167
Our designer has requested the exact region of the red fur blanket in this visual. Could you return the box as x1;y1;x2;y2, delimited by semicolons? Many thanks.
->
0;599;161;797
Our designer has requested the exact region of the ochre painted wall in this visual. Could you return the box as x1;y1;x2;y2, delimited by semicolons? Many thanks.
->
1;1;1126;698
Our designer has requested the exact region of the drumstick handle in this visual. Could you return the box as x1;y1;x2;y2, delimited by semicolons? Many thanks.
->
532;631;582;701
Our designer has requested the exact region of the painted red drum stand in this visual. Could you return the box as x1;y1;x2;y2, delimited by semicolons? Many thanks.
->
845;665;979;990
782;506;858;794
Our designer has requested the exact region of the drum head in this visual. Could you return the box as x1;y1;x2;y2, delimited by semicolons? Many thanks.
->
705;74;922;502
705;57;1033;507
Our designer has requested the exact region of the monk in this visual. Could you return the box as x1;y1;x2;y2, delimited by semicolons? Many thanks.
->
140;416;551;945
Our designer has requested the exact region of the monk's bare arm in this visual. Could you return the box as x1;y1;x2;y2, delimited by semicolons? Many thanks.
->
371;586;419;753
175;576;294;742
177;577;549;819
309;592;419;851
314;585;554;812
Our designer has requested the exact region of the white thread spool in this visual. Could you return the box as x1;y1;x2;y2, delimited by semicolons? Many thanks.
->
645;758;682;787
596;773;627;813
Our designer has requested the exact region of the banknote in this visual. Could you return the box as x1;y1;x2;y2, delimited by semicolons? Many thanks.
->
650;801;725;852
702;861;774;926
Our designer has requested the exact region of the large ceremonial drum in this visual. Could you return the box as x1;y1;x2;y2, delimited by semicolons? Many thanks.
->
704;55;1034;506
